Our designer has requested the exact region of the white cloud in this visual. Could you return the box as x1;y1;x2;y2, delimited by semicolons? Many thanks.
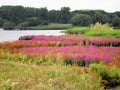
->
0;0;120;12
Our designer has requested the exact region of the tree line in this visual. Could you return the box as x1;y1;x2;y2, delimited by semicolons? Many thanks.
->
0;6;120;30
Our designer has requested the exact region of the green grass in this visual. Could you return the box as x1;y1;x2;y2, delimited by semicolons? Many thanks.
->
65;27;120;38
85;29;120;38
89;63;120;87
0;60;102;90
24;23;72;30
65;27;90;34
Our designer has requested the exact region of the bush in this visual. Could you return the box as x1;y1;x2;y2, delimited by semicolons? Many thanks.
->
41;20;49;25
90;22;113;30
89;63;120;88
27;17;41;26
3;21;15;30
17;21;29;29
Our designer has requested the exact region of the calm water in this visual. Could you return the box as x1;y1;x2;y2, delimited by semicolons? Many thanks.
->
0;29;64;42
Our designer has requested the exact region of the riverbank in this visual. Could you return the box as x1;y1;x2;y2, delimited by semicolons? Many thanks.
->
2;23;72;30
22;23;72;30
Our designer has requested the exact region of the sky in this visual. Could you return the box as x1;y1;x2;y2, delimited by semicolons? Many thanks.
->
0;0;120;12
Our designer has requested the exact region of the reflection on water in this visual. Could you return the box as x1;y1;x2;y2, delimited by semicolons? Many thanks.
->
0;29;64;42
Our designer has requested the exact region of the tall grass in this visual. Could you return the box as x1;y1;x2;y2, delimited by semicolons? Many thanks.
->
0;60;102;90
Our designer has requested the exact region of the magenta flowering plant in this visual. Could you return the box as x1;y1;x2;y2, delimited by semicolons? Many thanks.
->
10;46;120;64
0;34;120;65
19;34;120;47
0;35;120;49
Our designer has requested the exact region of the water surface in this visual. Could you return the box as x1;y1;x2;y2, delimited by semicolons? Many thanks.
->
0;29;64;42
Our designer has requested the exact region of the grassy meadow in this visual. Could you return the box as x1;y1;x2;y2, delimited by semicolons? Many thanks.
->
0;60;102;90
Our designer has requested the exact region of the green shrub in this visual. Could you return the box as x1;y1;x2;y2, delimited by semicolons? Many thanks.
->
17;21;29;29
89;63;120;88
41;20;49;25
3;21;15;30
27;17;42;26
90;22;113;31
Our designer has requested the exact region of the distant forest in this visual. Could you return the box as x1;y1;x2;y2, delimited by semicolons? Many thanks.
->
0;6;120;30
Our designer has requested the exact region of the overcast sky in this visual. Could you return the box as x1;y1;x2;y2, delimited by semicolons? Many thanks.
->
0;0;120;12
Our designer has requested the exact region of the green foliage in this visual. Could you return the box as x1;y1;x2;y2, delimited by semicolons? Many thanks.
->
65;27;90;34
112;15;120;27
17;21;29;29
71;14;92;26
0;51;29;62
90;22;113;30
3;21;15;30
85;22;120;38
0;17;6;27
37;7;48;20
59;7;70;23
65;23;120;38
0;60;102;90
0;6;26;24
92;12;109;24
89;63;120;87
0;6;119;29
41;20;49;25
26;23;72;30
85;29;120;38
48;10;60;23
27;17;41;26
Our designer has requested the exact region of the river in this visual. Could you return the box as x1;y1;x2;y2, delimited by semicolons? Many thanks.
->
0;29;64;42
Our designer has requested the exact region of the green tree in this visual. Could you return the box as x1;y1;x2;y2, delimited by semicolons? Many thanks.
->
71;14;92;26
3;21;15;30
0;6;26;24
59;7;70;23
92;12;109;24
37;7;48;21
48;10;60;22
112;15;120;27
